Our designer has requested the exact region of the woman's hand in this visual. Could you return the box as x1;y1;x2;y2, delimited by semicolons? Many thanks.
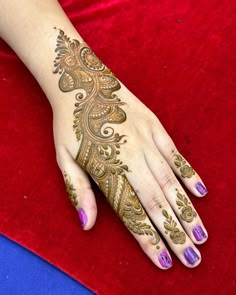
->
53;29;208;270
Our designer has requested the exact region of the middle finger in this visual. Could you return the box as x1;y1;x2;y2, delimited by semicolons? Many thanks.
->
127;160;202;268
144;147;208;244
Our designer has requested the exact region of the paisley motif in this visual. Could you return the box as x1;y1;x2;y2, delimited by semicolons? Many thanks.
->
53;29;160;248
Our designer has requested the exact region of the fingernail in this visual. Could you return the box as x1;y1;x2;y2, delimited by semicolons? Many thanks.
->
193;225;207;241
195;182;208;196
184;247;200;265
78;208;87;229
158;250;172;269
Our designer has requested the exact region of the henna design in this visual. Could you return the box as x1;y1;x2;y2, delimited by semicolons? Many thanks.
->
53;29;160;248
174;154;195;178
162;210;186;244
176;189;197;223
64;173;78;207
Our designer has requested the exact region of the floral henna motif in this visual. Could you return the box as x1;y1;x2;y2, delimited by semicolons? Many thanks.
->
64;173;78;207
176;189;197;223
174;154;195;178
53;29;160;248
162;210;186;244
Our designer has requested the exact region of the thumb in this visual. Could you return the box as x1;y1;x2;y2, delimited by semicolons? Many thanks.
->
56;145;97;230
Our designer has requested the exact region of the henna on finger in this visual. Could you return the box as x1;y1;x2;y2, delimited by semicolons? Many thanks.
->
53;29;160;249
162;210;186;244
174;154;195;178
175;189;197;223
64;172;78;207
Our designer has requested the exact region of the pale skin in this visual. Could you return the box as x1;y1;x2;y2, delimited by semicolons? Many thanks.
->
0;0;208;269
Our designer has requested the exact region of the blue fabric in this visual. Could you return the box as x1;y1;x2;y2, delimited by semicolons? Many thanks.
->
0;235;94;295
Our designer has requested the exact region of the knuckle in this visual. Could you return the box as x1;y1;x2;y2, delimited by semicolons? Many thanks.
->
169;148;179;161
147;194;167;212
149;114;159;125
160;171;176;190
55;144;67;169
163;142;177;161
139;236;157;253
159;137;178;160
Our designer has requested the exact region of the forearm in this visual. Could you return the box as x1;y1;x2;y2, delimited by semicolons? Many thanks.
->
0;0;84;107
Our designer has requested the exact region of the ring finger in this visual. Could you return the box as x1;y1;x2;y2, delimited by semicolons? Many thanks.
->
152;120;208;197
127;160;202;268
144;147;208;244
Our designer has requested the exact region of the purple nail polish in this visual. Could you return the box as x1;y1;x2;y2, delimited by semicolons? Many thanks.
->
195;182;208;196
158;250;172;268
184;247;200;265
78;208;87;228
193;225;207;241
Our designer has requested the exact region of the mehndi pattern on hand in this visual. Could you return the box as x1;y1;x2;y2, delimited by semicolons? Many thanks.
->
176;189;197;223
64;172;78;207
174;154;195;178
162;210;186;244
53;29;160;248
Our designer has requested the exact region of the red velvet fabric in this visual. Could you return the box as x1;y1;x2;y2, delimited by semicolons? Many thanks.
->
0;0;235;294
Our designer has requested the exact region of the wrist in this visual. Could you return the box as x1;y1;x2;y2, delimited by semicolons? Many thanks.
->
0;0;84;105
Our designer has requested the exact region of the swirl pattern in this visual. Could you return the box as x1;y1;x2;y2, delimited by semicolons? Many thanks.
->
53;29;160;248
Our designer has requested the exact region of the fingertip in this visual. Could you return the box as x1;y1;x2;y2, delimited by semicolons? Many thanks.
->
194;181;208;197
77;188;97;231
192;224;208;245
157;249;173;270
183;178;208;198
183;246;202;268
77;208;88;229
